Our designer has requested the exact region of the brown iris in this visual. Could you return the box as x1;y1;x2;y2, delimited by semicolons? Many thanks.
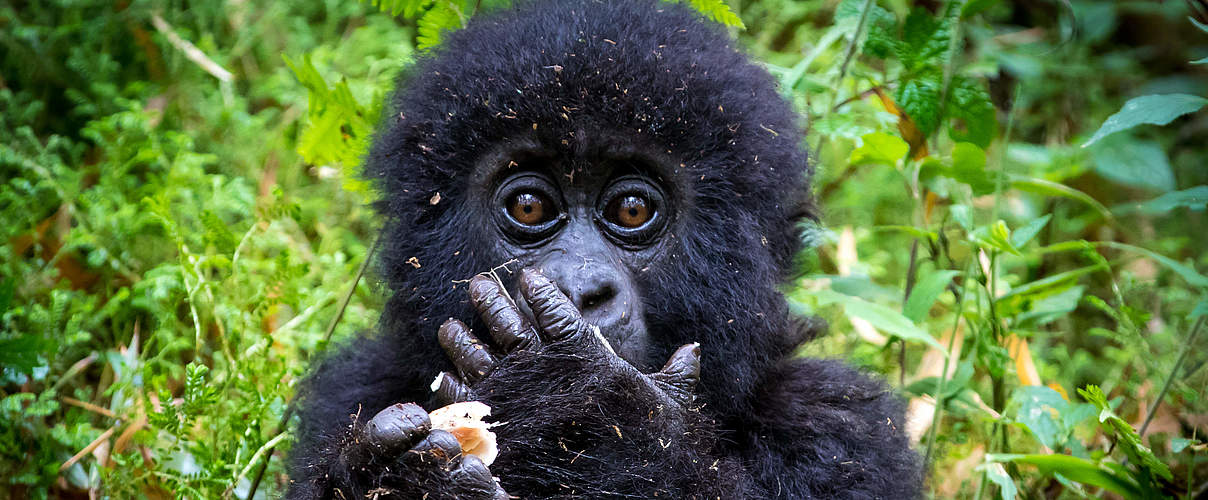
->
507;192;553;226
608;195;652;228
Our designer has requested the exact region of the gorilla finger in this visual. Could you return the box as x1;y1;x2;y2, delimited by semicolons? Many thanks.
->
469;275;541;352
518;268;591;342
408;429;462;463
439;318;497;383
365;403;431;452
650;343;701;405
433;371;477;405
450;454;508;500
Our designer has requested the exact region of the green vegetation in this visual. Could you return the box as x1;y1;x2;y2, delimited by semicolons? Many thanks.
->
1;0;1205;498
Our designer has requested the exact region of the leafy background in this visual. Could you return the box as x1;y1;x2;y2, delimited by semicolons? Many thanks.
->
1;0;1206;498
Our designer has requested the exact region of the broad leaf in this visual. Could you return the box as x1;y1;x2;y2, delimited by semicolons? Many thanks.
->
903;269;960;323
1009;214;1051;249
1083;94;1208;147
1090;137;1176;193
850;132;909;167
812;290;944;350
1114;185;1208;215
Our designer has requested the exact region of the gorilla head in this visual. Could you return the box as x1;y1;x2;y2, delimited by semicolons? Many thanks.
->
365;0;814;409
290;1;918;498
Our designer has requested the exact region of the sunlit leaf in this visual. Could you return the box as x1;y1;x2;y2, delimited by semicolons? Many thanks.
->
811;290;944;350
986;453;1144;498
1009;214;1051;249
1113;185;1208;215
850;132;909;167
903;269;960;323
1082;94;1208;147
1008;175;1112;220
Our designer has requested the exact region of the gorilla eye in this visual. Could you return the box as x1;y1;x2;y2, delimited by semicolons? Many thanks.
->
494;173;565;243
508;192;554;226
607;195;652;228
597;176;669;247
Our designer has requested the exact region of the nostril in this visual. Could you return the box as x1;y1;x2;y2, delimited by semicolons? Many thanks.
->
579;285;617;311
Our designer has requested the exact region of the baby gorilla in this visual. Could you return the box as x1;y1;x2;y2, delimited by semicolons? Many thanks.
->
287;0;922;498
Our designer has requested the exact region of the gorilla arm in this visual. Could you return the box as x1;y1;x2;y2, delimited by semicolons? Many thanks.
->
436;270;750;497
285;320;509;499
442;269;920;499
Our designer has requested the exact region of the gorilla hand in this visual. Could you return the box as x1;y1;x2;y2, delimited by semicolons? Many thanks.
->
330;402;508;500
436;268;700;409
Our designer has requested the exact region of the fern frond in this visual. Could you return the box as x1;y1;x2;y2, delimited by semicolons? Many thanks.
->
417;1;466;50
681;0;745;29
364;0;429;18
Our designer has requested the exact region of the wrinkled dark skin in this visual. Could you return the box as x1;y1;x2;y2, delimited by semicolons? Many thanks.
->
363;269;701;498
434;270;700;409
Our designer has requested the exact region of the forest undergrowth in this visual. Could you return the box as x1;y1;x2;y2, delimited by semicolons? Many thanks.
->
1;0;1206;498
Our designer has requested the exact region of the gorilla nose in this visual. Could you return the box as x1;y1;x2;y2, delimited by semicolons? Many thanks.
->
536;260;627;323
571;282;618;314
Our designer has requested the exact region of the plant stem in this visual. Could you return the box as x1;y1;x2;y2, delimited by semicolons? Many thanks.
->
1139;315;1206;437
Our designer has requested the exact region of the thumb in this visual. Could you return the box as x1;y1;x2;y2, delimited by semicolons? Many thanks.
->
650;343;700;404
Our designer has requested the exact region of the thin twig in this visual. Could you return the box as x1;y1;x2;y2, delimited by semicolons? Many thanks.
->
1139;315;1206;437
61;397;116;418
60;425;117;472
226;432;288;499
323;233;381;343
150;13;233;82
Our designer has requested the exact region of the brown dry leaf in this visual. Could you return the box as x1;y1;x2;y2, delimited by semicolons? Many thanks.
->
873;88;929;160
429;401;498;466
1004;333;1043;389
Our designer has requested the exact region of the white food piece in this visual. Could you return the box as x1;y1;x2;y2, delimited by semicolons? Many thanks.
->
430;374;443;392
429;401;499;466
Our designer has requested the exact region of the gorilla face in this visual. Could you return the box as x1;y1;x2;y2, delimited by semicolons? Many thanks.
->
470;139;684;369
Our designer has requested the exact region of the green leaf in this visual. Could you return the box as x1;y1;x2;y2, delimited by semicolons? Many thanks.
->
365;0;429;17
417;2;464;51
971;220;1021;255
987;453;1144;498
1099;241;1208;289
0;277;13;313
1114;185;1208;215
0;335;46;374
899;8;950;71
950;142;996;196
896;72;943;136
906;361;973;400
1193;56;1208;65
1171;437;1200;453
812;290;944;349
1008;175;1112;220
947;76;998;148
1013;285;1085;328
1013;385;1068;450
1193;299;1208;319
1090;137;1176;193
980;462;1018;500
849;132;909;167
998;264;1103;302
1078;385;1174;483
873;225;938;241
962;0;999;18
1082;94;1208;147
1009;214;1051;249
903;269;960;323
684;0;745;28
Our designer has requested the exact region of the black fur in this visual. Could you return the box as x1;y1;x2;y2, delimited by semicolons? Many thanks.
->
288;0;921;497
